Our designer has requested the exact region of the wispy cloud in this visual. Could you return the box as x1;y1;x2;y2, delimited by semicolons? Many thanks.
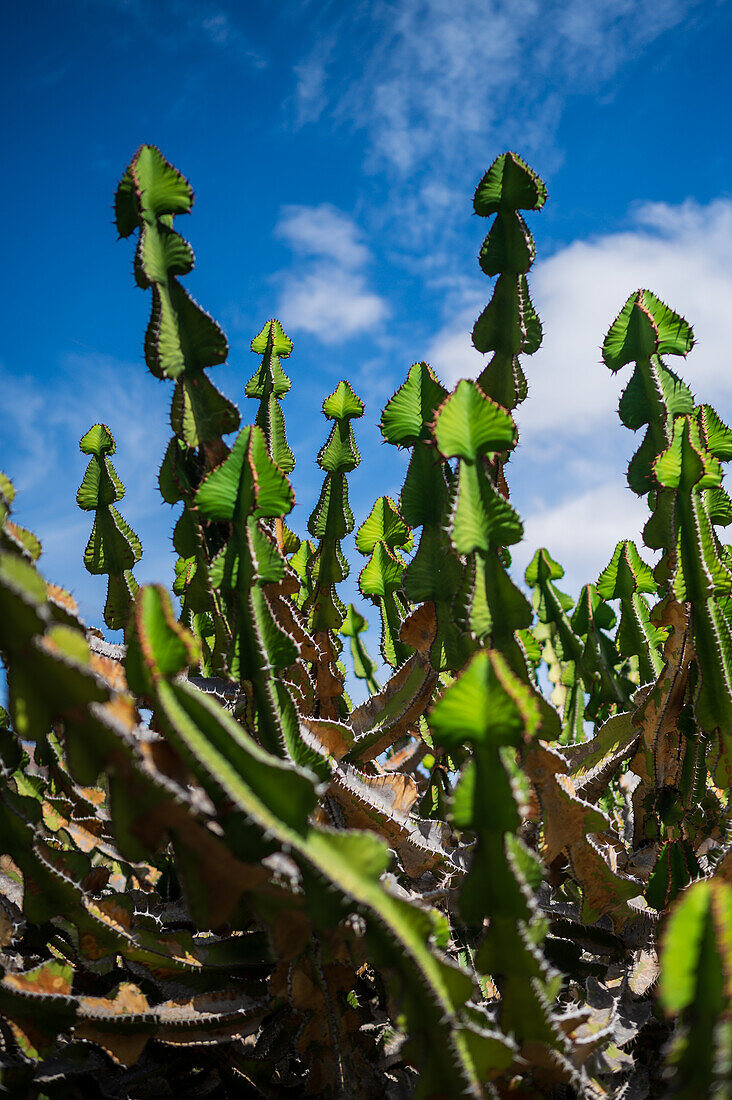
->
292;36;335;127
300;0;701;181
1;352;167;498
86;0;266;66
0;351;176;627
275;204;390;344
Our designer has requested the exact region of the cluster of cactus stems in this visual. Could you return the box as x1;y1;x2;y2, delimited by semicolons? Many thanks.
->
0;145;730;1100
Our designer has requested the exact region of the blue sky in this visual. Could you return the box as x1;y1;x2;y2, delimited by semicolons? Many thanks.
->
2;0;732;643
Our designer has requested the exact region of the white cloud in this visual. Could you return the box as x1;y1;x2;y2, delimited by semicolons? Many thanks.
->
277;267;389;344
519;200;732;437
428;197;732;434
275;205;389;344
427;195;732;590
428;303;484;387
513;482;652;595
276;203;370;268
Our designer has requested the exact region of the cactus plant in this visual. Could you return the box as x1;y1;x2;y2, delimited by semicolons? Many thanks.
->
0;145;730;1100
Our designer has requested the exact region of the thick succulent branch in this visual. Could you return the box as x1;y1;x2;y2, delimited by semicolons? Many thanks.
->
76;423;142;631
303;380;364;718
472;151;546;413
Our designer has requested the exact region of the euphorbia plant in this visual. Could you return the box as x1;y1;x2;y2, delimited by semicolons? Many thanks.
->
0;146;729;1100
